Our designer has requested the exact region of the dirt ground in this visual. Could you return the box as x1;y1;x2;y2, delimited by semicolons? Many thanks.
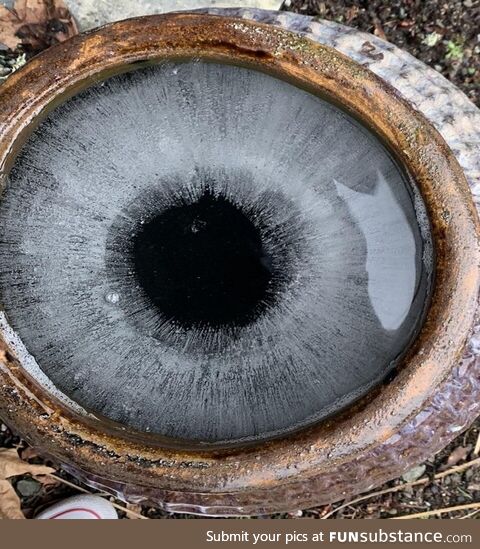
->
284;0;480;106
1;0;480;519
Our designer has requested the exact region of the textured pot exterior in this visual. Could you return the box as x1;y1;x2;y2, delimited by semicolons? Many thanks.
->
0;12;479;515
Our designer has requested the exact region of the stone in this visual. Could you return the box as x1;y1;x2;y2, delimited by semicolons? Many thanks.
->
16;478;41;497
64;1;282;31
402;465;426;483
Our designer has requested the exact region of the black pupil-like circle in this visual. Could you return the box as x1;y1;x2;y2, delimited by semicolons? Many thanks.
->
132;190;275;328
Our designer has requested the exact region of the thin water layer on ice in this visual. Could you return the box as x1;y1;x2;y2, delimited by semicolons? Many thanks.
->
0;61;433;444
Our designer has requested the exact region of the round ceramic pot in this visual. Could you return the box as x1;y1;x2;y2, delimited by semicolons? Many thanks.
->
0;12;479;515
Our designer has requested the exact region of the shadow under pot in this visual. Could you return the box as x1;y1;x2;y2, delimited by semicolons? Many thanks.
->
0;13;478;516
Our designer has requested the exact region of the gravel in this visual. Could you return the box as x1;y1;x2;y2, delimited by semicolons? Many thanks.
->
283;0;480;106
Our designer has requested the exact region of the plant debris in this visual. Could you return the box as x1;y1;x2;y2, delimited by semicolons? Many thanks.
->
0;0;77;54
0;447;54;519
283;0;480;106
0;50;25;81
442;445;472;470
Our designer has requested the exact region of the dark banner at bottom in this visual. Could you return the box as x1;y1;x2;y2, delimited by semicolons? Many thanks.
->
0;519;477;549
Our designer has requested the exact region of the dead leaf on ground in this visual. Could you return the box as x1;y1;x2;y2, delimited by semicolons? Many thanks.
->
126;503;144;519
0;448;54;479
0;448;54;519
0;479;24;519
346;6;359;24
373;17;387;40
0;0;77;53
440;445;472;471
35;474;60;488
20;446;38;461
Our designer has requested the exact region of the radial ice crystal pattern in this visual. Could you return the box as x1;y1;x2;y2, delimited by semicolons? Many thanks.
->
0;61;433;444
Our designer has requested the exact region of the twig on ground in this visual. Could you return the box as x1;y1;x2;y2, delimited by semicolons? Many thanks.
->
460;508;480;519
474;431;480;456
322;456;480;519
435;456;480;480
392;502;480;520
321;480;429;519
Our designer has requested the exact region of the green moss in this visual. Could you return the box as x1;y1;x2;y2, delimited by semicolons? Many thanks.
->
445;41;464;61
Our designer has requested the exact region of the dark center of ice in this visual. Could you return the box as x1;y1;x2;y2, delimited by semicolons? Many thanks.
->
132;190;276;328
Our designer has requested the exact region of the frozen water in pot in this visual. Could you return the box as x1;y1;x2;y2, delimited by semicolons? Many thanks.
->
0;61;433;444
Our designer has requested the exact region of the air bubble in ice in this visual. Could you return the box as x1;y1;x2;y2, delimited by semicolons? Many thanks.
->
105;291;120;304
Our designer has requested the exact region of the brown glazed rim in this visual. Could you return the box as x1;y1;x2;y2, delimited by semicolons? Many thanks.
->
0;13;479;514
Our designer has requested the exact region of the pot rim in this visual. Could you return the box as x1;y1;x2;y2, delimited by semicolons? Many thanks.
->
0;12;479;512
